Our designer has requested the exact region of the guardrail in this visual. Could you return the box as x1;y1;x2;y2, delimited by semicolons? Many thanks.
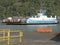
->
0;29;23;45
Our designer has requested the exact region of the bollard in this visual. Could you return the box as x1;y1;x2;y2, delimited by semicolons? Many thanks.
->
20;31;23;43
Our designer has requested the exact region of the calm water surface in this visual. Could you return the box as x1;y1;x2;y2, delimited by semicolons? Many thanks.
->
0;24;60;32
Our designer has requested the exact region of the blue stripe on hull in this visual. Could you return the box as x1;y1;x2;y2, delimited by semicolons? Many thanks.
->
26;20;58;23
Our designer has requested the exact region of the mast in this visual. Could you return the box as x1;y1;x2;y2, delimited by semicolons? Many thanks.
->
39;0;46;15
40;0;43;9
39;0;43;13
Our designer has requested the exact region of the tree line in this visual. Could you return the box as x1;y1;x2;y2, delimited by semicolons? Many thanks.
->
0;0;60;19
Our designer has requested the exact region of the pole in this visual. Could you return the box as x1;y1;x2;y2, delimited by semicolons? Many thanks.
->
8;30;10;45
20;31;23;43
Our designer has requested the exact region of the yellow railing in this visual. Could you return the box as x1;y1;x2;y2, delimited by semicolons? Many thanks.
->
0;29;23;45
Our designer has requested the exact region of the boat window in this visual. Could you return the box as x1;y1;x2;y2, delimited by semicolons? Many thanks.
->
47;16;50;18
43;13;47;15
35;15;39;18
37;16;40;18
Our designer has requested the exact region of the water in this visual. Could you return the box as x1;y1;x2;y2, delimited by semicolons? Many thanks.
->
0;24;60;32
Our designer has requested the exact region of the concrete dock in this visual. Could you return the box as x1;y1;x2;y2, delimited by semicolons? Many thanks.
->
0;31;60;45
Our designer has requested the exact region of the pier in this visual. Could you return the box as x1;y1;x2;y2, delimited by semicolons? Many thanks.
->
0;29;60;45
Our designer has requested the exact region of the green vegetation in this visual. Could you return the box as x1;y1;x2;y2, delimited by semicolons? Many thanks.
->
0;0;60;19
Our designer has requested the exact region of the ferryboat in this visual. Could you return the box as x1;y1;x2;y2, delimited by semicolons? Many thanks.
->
26;9;58;24
2;9;59;25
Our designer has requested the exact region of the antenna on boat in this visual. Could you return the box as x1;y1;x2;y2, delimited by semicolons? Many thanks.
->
39;0;43;13
39;0;46;15
40;0;43;9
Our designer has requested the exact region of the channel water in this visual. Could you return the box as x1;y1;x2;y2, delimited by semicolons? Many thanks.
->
0;24;60;32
